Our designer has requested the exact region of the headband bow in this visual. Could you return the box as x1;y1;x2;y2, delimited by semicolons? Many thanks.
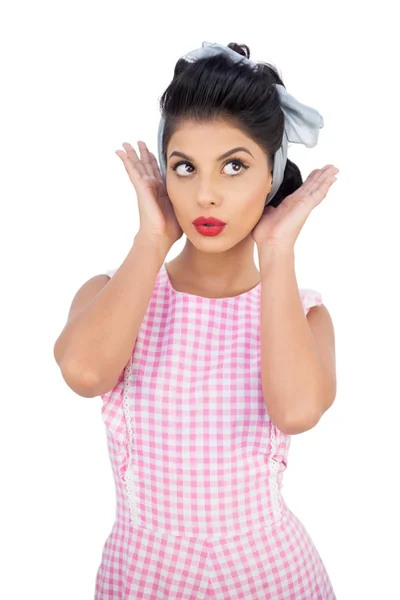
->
157;41;324;204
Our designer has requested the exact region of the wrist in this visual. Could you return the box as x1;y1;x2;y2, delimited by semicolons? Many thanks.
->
257;243;295;267
134;232;172;259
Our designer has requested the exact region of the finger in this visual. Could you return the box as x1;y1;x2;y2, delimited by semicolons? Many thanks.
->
318;165;339;184
306;165;338;182
122;142;146;177
306;166;338;194
313;166;336;185
121;142;147;178
300;169;324;195
318;174;337;188
115;148;142;186
319;165;339;183
149;152;164;182
307;169;321;180
318;167;339;189
310;176;337;202
137;141;155;179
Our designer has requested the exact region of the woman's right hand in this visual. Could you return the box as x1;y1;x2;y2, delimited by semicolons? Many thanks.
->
115;141;183;249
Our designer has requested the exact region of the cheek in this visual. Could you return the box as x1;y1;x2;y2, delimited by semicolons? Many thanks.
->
240;192;266;215
238;177;268;206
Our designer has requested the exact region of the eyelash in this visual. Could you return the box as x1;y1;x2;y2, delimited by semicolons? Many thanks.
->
170;157;250;177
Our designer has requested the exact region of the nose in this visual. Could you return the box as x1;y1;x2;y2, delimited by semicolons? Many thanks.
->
195;177;222;205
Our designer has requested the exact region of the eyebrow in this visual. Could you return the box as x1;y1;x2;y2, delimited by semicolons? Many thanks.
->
168;146;254;162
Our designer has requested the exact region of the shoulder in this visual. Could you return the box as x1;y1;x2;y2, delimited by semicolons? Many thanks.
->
301;288;335;338
299;288;323;316
306;302;335;340
104;268;117;279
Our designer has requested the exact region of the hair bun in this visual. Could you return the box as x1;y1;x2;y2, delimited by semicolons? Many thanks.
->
227;42;250;59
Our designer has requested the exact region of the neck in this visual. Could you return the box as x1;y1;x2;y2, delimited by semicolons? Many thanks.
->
168;235;260;292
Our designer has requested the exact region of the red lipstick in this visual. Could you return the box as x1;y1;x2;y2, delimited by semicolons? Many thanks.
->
192;216;227;237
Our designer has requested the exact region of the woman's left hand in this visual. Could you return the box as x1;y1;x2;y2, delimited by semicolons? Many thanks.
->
251;164;339;250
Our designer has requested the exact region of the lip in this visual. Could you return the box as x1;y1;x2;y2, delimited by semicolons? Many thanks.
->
193;223;226;237
192;216;227;226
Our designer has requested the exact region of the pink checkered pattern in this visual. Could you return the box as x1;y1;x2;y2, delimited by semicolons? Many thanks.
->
94;263;335;599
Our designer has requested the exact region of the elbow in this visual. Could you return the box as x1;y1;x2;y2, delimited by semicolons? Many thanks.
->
59;361;102;398
273;408;323;435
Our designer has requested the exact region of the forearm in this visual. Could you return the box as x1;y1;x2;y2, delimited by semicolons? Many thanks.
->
257;245;325;434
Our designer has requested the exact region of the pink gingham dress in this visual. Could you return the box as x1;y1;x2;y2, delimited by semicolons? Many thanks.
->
94;262;336;599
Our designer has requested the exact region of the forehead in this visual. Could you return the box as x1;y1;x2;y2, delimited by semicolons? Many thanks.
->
168;119;255;149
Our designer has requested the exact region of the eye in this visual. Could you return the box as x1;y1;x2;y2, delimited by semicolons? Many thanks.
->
170;158;249;177
223;159;249;176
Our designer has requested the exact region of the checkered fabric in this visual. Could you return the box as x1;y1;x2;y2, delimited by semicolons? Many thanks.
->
94;263;335;599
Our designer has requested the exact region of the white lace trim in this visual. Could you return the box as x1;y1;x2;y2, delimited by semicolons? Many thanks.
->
122;356;139;524
269;422;283;520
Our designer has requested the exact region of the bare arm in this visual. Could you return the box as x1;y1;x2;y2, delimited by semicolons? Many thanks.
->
258;245;336;435
54;234;170;397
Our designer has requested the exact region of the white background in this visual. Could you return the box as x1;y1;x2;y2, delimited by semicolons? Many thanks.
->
1;1;399;598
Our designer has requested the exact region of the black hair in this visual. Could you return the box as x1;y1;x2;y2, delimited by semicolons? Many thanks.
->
158;42;302;208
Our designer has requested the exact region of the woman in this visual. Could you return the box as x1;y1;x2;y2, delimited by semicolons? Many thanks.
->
54;41;338;599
